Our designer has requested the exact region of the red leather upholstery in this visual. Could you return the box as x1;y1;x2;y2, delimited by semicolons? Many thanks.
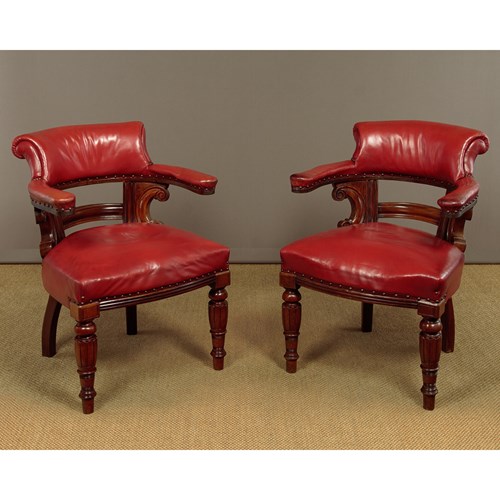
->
291;121;489;191
12;122;218;192
149;163;217;193
12;122;151;185
437;176;479;214
28;179;76;212
42;223;230;306
291;160;357;191
281;223;464;302
352;121;489;183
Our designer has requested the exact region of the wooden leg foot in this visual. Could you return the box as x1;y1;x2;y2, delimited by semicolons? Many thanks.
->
209;287;228;370
423;394;435;411
282;288;301;373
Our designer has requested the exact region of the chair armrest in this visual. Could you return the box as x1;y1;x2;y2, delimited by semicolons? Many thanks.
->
290;160;357;192
148;163;218;194
437;177;479;217
28;179;76;214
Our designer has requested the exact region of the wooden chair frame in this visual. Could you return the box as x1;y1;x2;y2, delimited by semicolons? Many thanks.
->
281;172;475;410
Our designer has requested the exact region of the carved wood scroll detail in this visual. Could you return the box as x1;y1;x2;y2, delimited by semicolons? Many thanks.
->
332;180;378;227
125;182;170;223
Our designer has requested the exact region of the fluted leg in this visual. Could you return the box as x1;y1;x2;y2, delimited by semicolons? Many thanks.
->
282;288;301;373
361;302;373;332
42;295;61;357
419;316;442;411
126;305;138;335
441;299;455;353
74;320;98;414
208;287;228;370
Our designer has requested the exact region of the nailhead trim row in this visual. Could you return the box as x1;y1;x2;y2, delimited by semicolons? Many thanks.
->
282;269;445;304
294;172;476;215
77;266;230;305
54;174;213;194
293;172;454;192
440;196;478;214
31;198;74;214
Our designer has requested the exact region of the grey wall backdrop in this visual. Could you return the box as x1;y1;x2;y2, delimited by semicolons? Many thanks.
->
1;51;499;263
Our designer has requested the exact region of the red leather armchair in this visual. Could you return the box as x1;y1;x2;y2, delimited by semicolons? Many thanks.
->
280;120;489;410
12;121;230;414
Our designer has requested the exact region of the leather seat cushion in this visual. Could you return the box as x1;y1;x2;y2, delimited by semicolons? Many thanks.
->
42;223;230;305
280;222;464;302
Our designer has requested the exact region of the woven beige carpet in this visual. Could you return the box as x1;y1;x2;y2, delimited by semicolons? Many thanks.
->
0;264;498;450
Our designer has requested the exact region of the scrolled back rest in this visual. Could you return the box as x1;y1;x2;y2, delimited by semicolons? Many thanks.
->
12;121;152;186
351;120;489;185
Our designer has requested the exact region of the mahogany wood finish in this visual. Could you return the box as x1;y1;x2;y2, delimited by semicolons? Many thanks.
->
441;299;455;353
208;286;228;370
333;179;378;226
12;121;230;414
70;301;99;414
74;319;98;415
42;295;61;357
282;290;301;373
126;306;138;336
419;316;442;411
361;302;373;333
280;120;489;410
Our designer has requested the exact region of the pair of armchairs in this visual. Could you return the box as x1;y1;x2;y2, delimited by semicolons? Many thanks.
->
12;120;489;413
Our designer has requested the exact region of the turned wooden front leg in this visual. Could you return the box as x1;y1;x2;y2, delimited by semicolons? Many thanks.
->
208;287;228;370
282;288;301;373
419;316;442;411
74;321;98;414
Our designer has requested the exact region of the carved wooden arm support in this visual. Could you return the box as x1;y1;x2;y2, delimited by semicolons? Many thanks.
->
446;210;473;252
28;179;75;215
128;164;218;222
148;163;218;195
332;180;378;226
290;161;380;226
125;182;170;223
437;176;479;218
27;180;72;257
34;209;65;258
436;177;479;251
